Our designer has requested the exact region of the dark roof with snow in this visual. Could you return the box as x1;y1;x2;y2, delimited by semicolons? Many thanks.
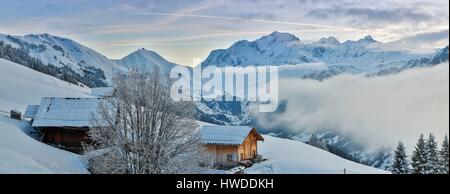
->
200;126;263;146
32;97;101;128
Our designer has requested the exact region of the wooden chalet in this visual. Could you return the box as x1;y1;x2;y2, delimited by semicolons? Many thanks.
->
200;126;264;167
31;97;102;153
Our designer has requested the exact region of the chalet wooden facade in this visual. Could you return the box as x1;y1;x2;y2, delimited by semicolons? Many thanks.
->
28;97;101;153
39;127;90;153
200;126;264;167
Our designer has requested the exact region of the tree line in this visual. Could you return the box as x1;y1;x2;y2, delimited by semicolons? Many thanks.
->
390;133;449;174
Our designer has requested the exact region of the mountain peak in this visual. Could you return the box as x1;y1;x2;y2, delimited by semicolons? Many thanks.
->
117;48;178;71
262;31;300;42
132;48;159;56
361;35;376;42
318;36;340;44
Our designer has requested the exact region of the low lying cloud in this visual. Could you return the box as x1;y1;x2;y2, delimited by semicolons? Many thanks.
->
251;64;449;151
373;29;449;54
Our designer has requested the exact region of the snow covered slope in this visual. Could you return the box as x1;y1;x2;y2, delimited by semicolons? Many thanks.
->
0;59;91;173
0;116;88;174
245;135;389;174
0;58;91;112
0;33;127;86
198;123;387;174
115;48;179;72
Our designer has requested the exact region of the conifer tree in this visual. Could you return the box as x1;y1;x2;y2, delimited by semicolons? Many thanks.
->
411;134;427;174
425;133;439;174
439;135;449;174
390;141;409;174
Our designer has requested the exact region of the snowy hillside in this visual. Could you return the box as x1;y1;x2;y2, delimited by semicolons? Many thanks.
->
0;59;91;173
0;116;88;173
244;135;389;174
0;33;127;86
115;48;179;72
0;58;91;112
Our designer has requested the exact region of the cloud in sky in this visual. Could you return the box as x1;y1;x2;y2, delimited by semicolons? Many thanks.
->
250;64;449;151
381;30;450;53
0;0;448;65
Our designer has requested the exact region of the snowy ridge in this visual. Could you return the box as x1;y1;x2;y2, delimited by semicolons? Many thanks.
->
0;33;127;85
200;31;439;77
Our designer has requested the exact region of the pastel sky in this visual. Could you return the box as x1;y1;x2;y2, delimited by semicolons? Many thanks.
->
0;0;448;65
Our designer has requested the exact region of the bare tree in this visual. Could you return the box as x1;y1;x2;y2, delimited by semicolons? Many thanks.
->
85;69;208;174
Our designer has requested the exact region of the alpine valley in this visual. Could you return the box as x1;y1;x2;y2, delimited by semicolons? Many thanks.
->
0;31;448;170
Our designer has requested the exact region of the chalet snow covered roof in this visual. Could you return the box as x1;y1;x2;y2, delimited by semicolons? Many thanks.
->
23;105;39;119
32;97;101;128
200;126;263;145
90;87;114;97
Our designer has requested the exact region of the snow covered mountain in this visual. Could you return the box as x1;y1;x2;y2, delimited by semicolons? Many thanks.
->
0;33;182;87
0;33;127;87
201;31;316;67
114;48;178;72
200;31;440;78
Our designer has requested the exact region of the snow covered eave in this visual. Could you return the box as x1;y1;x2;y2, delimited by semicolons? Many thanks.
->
202;142;242;146
32;125;92;131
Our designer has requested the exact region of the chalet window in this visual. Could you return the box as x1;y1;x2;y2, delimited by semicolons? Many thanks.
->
226;154;233;162
252;150;256;157
240;153;244;160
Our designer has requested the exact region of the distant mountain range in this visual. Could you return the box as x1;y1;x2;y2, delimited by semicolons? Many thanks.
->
201;31;448;80
0;33;182;87
1;31;447;86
